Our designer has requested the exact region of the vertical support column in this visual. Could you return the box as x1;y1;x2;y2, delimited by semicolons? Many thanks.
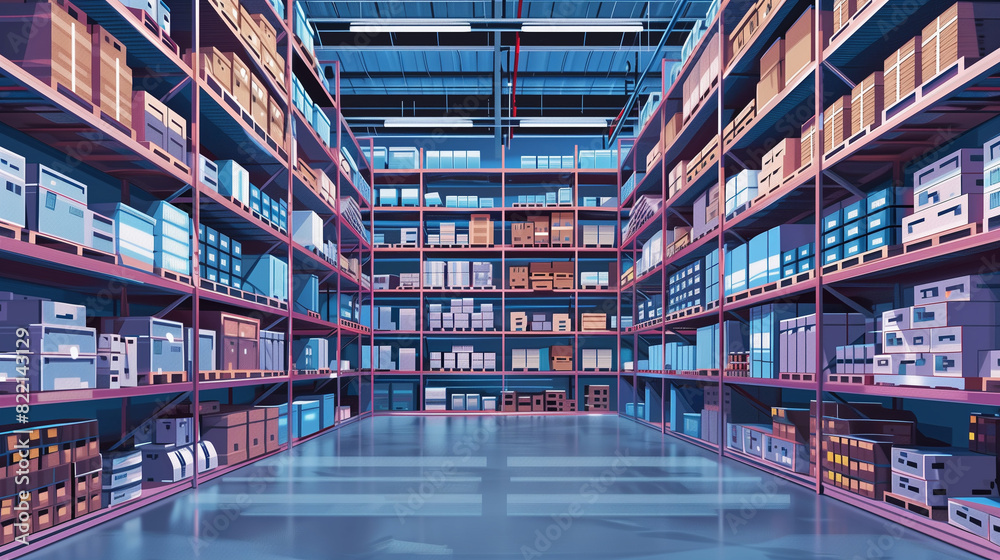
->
494;23;503;160
716;12;727;453
813;0;826;496
190;0;202;488
285;0;296;449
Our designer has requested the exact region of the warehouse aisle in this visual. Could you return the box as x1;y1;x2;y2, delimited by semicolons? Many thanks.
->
22;416;983;559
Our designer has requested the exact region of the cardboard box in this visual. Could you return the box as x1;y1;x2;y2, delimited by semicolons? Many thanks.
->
824;96;852;152
785;7;820;81
91;26;132;131
268;97;284;143
851;71;883;135
884;37;922;109
757;38;784;109
0;0;93;104
834;0;857;35
800;116;816;170
223;51;252;112
921;2;1000;82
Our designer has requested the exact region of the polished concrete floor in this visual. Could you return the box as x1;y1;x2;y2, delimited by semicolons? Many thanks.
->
24;415;985;559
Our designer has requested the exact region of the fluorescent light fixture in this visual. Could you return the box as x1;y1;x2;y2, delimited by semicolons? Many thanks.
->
521;23;643;33
383;117;474;128
351;22;471;33
518;117;609;128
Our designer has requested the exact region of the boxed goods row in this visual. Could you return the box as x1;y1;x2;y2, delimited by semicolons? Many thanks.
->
423;388;497;411
724;224;814;296
430;300;493;331
501;390;576;412
508;261;574;290
195;47;283;146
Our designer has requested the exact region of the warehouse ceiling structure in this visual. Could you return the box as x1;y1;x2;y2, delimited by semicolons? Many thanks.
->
304;0;716;144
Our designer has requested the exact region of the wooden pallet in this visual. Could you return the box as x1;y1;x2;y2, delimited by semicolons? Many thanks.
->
512;203;546;208
696;369;720;377
779;372;815;382
201;370;284;381
666;306;703;322
296;369;334;376
339;319;371;333
725;270;814;304
144;371;187;385
826;373;874;385
883;491;948;522
155;267;192;285
26;231;118;264
200;278;287;310
307;311;321;319
821;245;899;274
141;142;190;174
581;243;615;248
0;220;24;242
724;370;752;377
920;57;972;99
903;223;980;254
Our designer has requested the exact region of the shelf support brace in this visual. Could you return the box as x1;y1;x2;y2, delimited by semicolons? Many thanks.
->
823;169;866;199
165;184;192;203
665;327;694;345
823;61;855;89
109;391;192;451
253;382;286;405
729;385;772;417
259;169;284;193
154;295;191;319
265;317;286;331
824;285;873;318
668;208;691;227
161;77;192;104
725;151;750;170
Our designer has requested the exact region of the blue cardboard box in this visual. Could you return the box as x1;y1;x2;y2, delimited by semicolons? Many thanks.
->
867;228;900;250
292;400;320;438
842;200;865;224
823;228;842;249
843;238;865;258
294;274;319;314
217;160;250;205
843;219;867;241
823;207;842;232
866;208;907;232
867;187;912;213
797;243;814;258
781;249;797;265
243;254;288;300
822;246;842;265
798;258;813;272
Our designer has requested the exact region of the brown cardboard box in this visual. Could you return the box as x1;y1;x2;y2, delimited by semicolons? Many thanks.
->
921;2;1000;81
823;95;852;152
551;212;574;246
224;51;252;112
199;47;233;89
91;26;132;130
470;214;494;246
204;424;248;464
239;6;262;59
850;71;883;135
247;420;266;459
0;0;93;104
508;266;529;289
662;112;683;150
201;409;249;428
883;37;921;109
264;416;280;453
761;137;801;187
760;38;784;75
529;216;550;246
268;97;284;142
252;14;278;56
800;116;816;169
728;6;758;59
785;8;815;81
833;0;857;35
251;73;268;127
511;222;534;246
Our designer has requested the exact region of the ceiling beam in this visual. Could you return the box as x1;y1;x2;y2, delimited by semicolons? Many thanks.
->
317;44;682;52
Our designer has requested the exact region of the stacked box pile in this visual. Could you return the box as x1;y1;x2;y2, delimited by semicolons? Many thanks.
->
292;0;316;58
902;148;982;244
374;306;418;331
448;392;496;411
242;253;287;300
921;3;1000;86
516;262;573;290
581;195;618;208
667;260;704;313
636;230;663;276
140;415;217;484
430;300;494;331
778;313;867;377
984;133;1000;231
0;146;26;230
686;137;719;184
800;116;817;170
431;346;497;371
24;164;102;249
259;330;285;372
699;386;730;445
724;170;759;217
874;274;1000;389
723;100;755;146
822;188;909;267
501;390;577;412
425;193;496;208
691;183;720;239
749;303;815;378
584;385;610;411
748;223;812;289
197;404;279;465
293;338;330;370
339;196;369;242
696;321;749;370
195;221;243;288
622;196;664;241
812;401;917;497
133;90;188;164
509;311;571;332
425;150;482;169
95;333;139;389
663;342;696;371
580;268;611;288
778;241;815;278
681;29;719;123
760;139;800;192
0;293;98;392
636;294;663;325
578;149;619;169
364;344;416;372
101;317;185;380
887;446;998;515
520;155;575;169
581;348;613;371
0;419;102;543
293;210;336;262
145;201;190;275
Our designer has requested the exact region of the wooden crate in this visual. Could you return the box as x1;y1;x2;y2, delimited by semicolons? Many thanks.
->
551;212;574;246
851;71;883;135
470;214;494;246
581;313;608;331
91;25;132;132
662;112;683;150
800;116;816;169
921;2;1000;82
833;0;856;34
824;95;852;153
510;312;528;331
883;37;921;109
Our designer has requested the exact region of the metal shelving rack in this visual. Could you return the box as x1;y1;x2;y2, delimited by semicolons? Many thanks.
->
369;148;623;414
618;0;1000;557
0;0;372;556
